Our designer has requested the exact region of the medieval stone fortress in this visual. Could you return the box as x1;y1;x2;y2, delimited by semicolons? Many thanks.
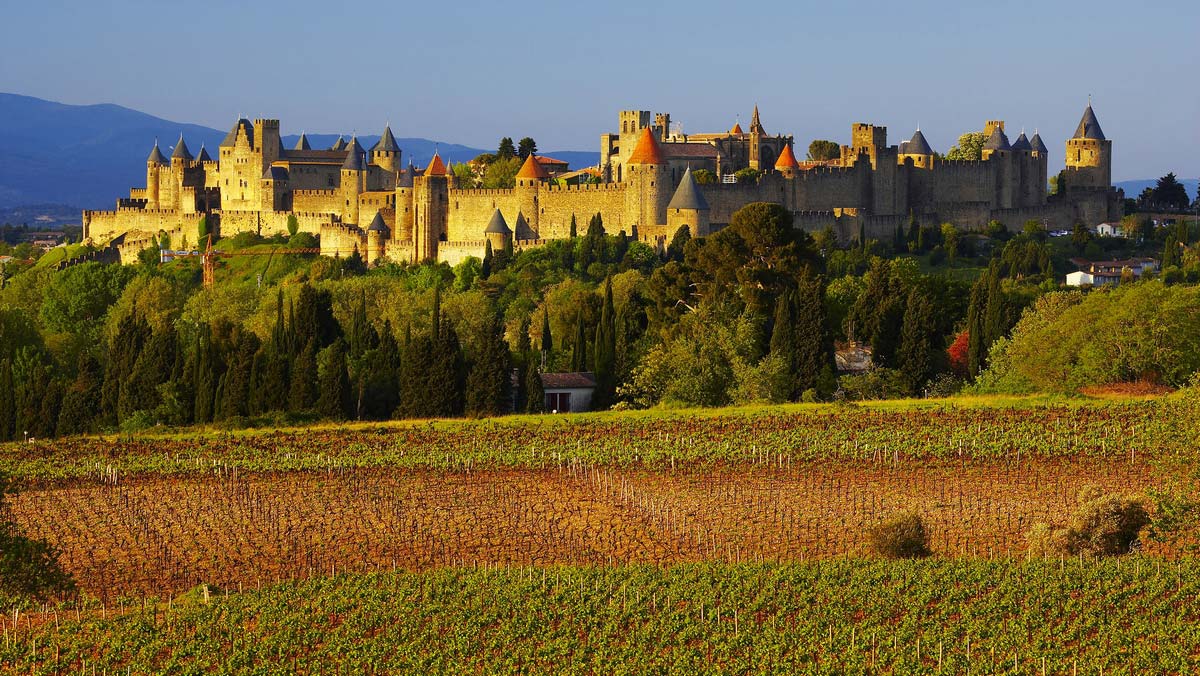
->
82;103;1123;265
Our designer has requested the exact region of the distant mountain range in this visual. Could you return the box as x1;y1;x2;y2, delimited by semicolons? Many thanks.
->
0;93;600;214
1114;178;1198;201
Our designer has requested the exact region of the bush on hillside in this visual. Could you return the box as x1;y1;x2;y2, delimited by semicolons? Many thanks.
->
868;511;931;559
1026;485;1150;557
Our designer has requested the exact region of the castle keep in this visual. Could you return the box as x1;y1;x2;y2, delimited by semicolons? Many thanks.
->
82;104;1123;264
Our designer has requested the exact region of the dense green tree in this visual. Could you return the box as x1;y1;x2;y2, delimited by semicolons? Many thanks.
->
769;290;798;398
806;140;840;162
287;214;299;238
0;359;13;441
540;308;553;354
517;137;537;159
465;313;511;417
524;358;545;413
346;290;378;358
1152;173;1190;210
592;277;617;408
666;225;691;263
356;321;400;420
481;239;493;279
571;313;587;372
897;288;937;395
945;132;987;161
316;339;352;420
497;137;515;160
1162;235;1182;269
429;318;465;417
793;272;832;396
217;328;258;421
288;338;319;412
56;354;102;436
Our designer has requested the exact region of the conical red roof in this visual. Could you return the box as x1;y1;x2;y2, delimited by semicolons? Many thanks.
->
775;143;800;170
626;126;665;165
425;151;447;176
516;154;549;179
730;122;744;134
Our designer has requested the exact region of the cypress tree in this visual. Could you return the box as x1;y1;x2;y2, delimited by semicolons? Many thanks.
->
316;339;352;420
793;273;831;396
965;276;987;380
120;325;176;421
540;308;553;353
481;239;493;278
288;338;319;411
431;285;442;343
193;331;218;424
429;318;464;416
898;288;936;395
358;320;400;420
218;329;258;420
569;214;577;239
982;263;1005;350
525;357;545;413
254;346;289;414
271;290;287;354
612;303;632;395
465;313;511;417
592;277;616;408
571;313;587;372
906;211;919;251
870;296;906;367
0;359;13;441
398;334;434;419
893;220;906;253
347;289;377;358
769;289;798;399
56;353;103;436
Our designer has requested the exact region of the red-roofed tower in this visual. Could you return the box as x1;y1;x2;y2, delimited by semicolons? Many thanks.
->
625;126;671;230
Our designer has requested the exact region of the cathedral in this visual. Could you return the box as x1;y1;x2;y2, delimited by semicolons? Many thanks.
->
82;103;1123;265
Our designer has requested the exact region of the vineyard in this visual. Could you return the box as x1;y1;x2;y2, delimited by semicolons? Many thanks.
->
2;396;1199;672
3;560;1198;674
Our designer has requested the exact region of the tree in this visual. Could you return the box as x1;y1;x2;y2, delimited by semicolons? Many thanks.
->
197;215;209;244
944;132;988;161
1049;171;1067;196
1071;222;1093;253
806;140;840;162
941;223;960;263
481;239;493;278
497;137;515;160
465;313;511;417
481;156;521;189
692;169;717;184
591;277;617;408
571;313;587;372
1152;172;1190;210
569;214;578;239
666;225;691;263
524;358;544;413
733;167;762;184
287;214;299;238
288;338;319;411
540;307;553;354
517;137;537;160
769;290;798;399
1162;235;1181;269
897;288;937;395
316;339;352;420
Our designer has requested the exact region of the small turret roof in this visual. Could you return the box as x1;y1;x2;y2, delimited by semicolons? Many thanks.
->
171;134;193;161
1030;132;1048;153
425;151;447;176
485;209;512;234
667;167;709;211
342;137;366;171
1011;132;1032;152
1073;104;1105;140
330;136;347;151
399;161;416;188
774;143;800;170
367;212;389;232
147;140;167;165
294;133;311;150
905;129;934;155
729;122;744;134
983;126;1011;151
197;144;212;162
514;212;530;234
372;125;400;152
262;166;289;181
516;153;549;179
220;118;253;148
627;126;665;165
750;105;765;135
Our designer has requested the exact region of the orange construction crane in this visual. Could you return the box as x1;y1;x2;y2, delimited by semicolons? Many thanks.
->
163;234;361;288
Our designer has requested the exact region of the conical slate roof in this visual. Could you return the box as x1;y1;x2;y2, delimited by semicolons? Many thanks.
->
484;209;512;234
197;145;212;162
367;212;389;233
905;129;933;155
330;136;347;151
220;118;253;147
425;151;447;176
983;126;1011;151
667;167;709;211
342;138;366;171
372;125;399;152
513;211;530;235
399;161;416;188
171;134;192;161
775;143;800;169
1030;132;1048;153
147;140;167;165
294;133;311;150
1011;132;1032;152
627;126;665;165
516;153;549;179
1073;104;1105;140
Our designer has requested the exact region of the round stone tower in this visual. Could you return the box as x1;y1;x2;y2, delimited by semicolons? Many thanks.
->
624;126;670;231
1064;102;1111;189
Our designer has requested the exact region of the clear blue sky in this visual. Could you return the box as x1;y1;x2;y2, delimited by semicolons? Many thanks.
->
2;0;1197;180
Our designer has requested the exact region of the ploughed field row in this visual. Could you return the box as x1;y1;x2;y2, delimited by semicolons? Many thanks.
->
13;458;1177;597
3;400;1195;483
3;560;1198;674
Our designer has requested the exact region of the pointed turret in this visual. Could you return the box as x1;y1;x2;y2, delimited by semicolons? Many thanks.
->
983;126;1011;152
147;140;167;165
1030;131;1048;154
1011;131;1032;152
294;133;311;150
425;151;447;176
220;118;253;148
516;153;549;182
342;137;366;171
372;125;400;152
905;129;934;156
626;126;665;165
485;209;512;235
399;160;416;188
197;144;212;162
749;105;766;135
668;167;709;211
1072;104;1105;140
330;136;347;151
729;122;744;135
171;133;193;162
367;211;389;233
775;143;800;171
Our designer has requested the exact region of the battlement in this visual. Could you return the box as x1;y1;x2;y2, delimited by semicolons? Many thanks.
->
984;120;1005;135
542;182;626;194
449;188;517;198
292;189;338;197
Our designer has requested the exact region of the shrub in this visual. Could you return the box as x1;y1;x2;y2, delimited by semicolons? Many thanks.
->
868;511;931;559
1026;485;1150;557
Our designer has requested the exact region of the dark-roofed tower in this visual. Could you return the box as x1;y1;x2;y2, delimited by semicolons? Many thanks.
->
981;121;1015;209
666;167;711;237
294;133;311;151
484;208;513;253
371;125;401;174
145;139;166;208
340;137;366;224
899;128;935;169
171;133;193;164
365;211;390;266
1064;101;1111;189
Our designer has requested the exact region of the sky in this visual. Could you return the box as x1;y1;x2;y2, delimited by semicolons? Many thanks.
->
1;0;1197;181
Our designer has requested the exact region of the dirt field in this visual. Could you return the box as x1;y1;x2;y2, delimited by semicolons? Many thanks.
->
13;456;1168;598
